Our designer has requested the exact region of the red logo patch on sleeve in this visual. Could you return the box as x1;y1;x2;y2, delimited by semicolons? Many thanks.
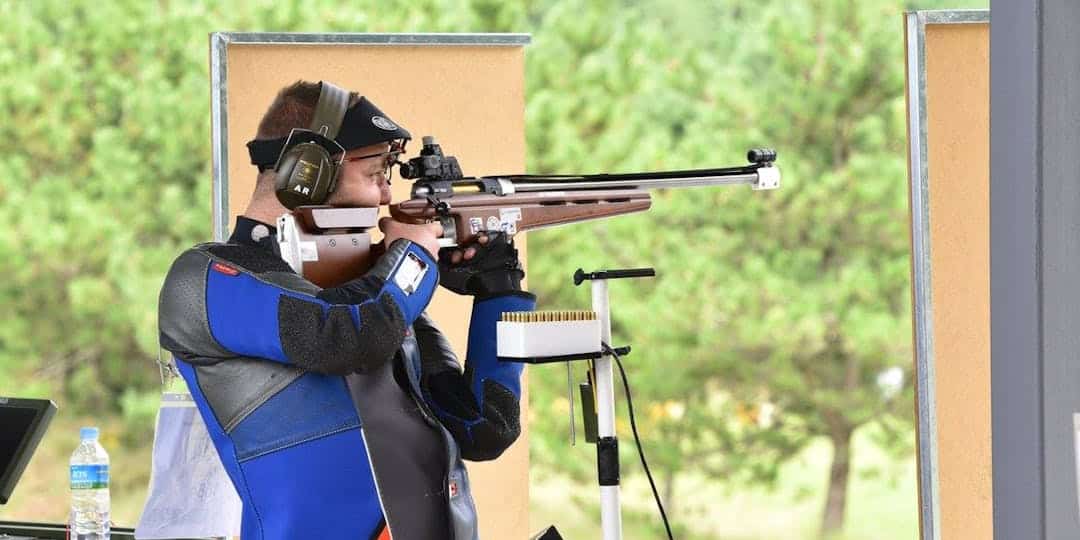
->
211;262;240;276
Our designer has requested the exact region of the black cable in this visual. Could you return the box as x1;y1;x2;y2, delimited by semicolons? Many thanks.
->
602;342;675;540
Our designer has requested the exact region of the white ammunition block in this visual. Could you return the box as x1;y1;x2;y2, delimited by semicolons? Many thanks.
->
497;318;601;359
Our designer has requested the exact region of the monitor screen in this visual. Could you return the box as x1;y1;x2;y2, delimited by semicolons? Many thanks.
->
0;398;56;505
0;407;39;470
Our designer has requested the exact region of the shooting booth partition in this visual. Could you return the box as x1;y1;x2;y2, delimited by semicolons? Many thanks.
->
904;10;990;540
209;33;532;539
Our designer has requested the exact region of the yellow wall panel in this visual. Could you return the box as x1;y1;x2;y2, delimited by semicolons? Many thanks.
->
907;17;991;540
217;39;529;539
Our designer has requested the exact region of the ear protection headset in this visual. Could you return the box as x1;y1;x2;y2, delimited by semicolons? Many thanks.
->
273;82;351;209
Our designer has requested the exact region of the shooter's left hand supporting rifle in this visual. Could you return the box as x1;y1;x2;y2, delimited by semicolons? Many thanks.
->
389;136;780;248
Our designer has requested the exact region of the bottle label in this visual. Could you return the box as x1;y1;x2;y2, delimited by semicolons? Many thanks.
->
70;464;109;490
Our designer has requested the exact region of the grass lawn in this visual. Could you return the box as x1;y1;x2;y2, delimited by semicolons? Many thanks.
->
2;413;917;540
529;426;919;540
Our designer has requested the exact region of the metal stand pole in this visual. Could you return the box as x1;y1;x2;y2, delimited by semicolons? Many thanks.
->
591;277;623;540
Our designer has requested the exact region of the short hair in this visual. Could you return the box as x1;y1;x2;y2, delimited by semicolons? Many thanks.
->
255;80;361;140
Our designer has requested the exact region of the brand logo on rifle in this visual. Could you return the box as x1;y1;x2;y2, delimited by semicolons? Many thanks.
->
469;217;484;234
499;207;522;234
371;116;398;131
211;262;239;276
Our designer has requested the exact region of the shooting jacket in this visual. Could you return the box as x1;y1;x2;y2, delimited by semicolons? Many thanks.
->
157;216;534;540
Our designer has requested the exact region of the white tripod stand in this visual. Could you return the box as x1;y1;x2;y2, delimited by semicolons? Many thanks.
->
573;267;657;540
496;267;667;540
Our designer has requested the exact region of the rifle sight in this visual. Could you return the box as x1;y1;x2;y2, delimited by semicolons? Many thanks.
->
398;136;464;182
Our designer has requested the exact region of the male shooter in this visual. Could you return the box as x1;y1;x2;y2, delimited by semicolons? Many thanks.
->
158;80;533;539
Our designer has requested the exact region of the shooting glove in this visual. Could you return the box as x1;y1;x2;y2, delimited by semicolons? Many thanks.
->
438;232;525;299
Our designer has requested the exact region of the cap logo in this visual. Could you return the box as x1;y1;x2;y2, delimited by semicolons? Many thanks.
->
371;116;398;131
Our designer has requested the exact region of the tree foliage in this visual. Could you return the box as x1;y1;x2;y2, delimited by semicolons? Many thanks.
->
523;0;981;533
0;0;986;535
0;0;522;408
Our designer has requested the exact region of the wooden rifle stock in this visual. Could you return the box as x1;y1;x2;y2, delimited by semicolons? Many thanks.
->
390;189;652;247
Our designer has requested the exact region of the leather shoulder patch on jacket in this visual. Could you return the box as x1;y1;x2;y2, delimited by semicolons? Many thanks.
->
159;248;232;362
206;244;294;274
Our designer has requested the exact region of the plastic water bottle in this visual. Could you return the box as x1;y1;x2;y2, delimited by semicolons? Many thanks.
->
70;427;110;539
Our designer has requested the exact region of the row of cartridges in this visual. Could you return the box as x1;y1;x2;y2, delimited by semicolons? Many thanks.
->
500;310;598;323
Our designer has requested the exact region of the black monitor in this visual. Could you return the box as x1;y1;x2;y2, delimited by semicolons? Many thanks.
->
0;398;57;505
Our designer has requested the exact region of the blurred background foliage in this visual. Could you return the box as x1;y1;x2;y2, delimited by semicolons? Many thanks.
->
0;0;985;538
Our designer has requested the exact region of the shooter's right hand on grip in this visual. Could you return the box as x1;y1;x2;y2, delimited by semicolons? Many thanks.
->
378;217;443;259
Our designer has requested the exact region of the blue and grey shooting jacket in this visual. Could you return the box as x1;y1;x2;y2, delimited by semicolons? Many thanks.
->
157;216;534;540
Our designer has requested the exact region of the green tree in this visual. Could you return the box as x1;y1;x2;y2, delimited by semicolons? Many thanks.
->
0;0;524;411
523;0;976;536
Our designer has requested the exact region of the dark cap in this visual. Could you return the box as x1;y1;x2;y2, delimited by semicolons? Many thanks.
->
247;95;411;172
337;96;411;149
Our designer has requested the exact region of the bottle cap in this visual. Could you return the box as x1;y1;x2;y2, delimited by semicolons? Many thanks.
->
80;427;99;441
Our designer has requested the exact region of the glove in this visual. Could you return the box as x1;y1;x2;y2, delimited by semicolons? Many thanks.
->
437;231;525;299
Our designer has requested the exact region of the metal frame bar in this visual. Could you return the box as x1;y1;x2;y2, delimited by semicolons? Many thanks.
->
991;1;1080;535
208;32;532;241
905;10;988;540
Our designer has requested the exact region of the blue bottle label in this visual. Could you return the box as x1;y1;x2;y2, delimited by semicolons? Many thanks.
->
70;464;109;490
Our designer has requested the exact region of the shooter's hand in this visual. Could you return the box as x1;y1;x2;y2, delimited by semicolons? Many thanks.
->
438;231;525;298
446;232;489;263
378;217;443;259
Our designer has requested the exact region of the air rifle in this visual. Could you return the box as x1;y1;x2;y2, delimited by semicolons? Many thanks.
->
277;136;779;287
390;136;780;248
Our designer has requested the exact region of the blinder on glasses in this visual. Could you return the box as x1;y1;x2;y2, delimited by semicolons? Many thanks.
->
342;139;406;181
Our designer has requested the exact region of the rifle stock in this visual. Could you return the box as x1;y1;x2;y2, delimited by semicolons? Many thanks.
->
390;189;652;247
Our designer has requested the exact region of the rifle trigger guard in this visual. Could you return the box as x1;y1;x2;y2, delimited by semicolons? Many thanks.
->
427;195;452;217
437;215;457;248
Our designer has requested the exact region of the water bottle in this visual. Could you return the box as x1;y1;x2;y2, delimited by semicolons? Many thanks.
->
70;426;110;539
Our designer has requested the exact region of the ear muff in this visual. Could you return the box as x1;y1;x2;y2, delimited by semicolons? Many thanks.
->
274;81;350;209
273;138;341;209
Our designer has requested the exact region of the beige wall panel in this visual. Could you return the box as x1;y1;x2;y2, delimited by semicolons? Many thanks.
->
221;42;529;539
910;22;991;540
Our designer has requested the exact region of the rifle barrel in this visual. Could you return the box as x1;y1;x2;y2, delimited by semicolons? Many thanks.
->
407;164;780;198
510;172;757;191
505;166;778;192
